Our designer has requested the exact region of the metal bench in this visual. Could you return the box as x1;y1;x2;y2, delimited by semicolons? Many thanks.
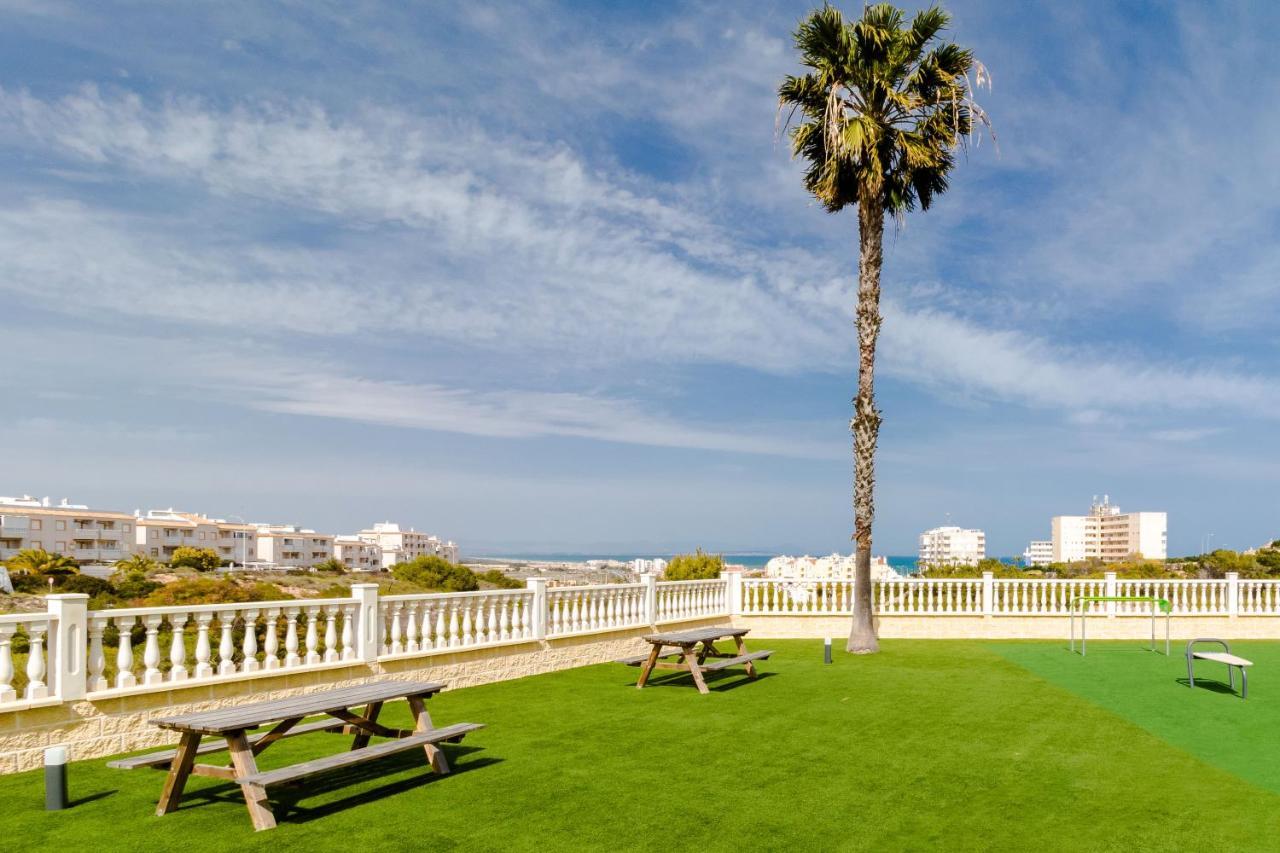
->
1186;638;1253;699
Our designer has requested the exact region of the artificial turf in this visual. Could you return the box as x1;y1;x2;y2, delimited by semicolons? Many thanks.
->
2;639;1279;852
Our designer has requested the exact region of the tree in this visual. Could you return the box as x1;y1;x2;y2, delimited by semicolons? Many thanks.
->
169;546;222;572
779;4;989;652
4;548;79;576
663;549;724;581
392;555;478;592
113;553;160;575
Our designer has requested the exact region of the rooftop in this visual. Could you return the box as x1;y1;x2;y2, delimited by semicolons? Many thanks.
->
3;639;1278;849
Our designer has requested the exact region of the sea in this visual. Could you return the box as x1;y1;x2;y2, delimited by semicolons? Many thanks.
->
471;553;936;574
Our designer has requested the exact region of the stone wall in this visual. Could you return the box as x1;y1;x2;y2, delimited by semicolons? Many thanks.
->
0;618;722;774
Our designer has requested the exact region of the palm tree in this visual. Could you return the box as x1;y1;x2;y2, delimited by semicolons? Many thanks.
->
779;4;990;653
113;553;160;575
5;548;80;576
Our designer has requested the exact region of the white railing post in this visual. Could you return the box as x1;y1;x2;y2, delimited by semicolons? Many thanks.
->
1104;572;1117;618
1227;572;1239;618
721;571;743;616
526;578;548;640
640;573;657;625
981;571;994;618
350;583;380;663
46;594;89;701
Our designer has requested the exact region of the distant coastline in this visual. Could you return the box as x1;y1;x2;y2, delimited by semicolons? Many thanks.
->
468;553;986;573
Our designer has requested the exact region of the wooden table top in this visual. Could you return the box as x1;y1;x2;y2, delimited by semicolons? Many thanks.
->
642;626;748;646
152;680;446;735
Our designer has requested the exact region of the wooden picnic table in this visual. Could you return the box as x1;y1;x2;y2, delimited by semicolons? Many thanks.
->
619;626;773;694
112;679;483;831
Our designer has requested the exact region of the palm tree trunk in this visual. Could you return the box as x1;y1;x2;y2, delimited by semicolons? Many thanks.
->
847;191;883;654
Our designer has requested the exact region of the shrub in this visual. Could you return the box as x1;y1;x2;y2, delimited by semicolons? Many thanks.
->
477;569;524;589
4;548;79;576
663;549;724;581
392;555;478;592
312;558;348;575
169;546;222;572
53;573;116;598
142;578;293;606
112;569;163;601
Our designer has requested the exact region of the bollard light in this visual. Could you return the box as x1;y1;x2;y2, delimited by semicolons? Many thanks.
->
823;637;832;664
44;746;68;811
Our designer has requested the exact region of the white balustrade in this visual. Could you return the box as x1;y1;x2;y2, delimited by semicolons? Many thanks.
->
547;584;646;637
655;580;727;622
81;600;353;695
379;590;534;654
0;615;52;704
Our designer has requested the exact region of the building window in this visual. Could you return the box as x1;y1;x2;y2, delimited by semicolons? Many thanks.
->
152;530;159;539
31;539;42;549
124;523;131;533
56;520;66;530
150;548;159;557
55;541;66;552
31;519;42;531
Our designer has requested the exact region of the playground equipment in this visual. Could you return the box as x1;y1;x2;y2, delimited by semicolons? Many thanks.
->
1186;638;1253;699
1069;596;1171;657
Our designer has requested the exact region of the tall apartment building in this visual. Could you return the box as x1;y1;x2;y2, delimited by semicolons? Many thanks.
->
1050;496;1167;563
356;522;459;569
1023;540;1053;567
0;495;136;564
255;525;335;569
918;526;986;566
334;536;383;572
135;510;258;565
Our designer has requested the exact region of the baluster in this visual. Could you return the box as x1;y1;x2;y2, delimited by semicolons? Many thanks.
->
404;604;419;654
447;601;460;647
305;609;321;664
284;608;301;667
218;615;236;675
435;601;448;648
142;615;163;685
500;596;513;640
571;593;582;632
383;603;401;655
87;616;108;692
25;623;48;699
462;601;475;645
0;625;16;702
168;614;188;681
241;610;259;672
116;616;137;687
263;609;280;669
342;605;355;660
322;606;339;662
193;613;213;678
486;597;499;642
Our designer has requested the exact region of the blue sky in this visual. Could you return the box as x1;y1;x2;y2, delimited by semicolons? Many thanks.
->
1;1;1277;557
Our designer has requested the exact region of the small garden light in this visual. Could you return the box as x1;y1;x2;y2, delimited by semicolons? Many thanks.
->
45;746;68;811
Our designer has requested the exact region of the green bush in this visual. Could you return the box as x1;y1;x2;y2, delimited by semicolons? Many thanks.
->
169;546;222;572
142;578;293;606
477;569;524;589
392;555;478;592
112;569;163;601
663;549;724;581
312;558;348;575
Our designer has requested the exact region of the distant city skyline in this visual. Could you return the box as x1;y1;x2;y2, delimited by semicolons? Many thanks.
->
2;2;1278;557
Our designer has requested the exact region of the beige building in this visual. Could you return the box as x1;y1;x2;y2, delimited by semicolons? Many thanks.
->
256;525;335;569
919;526;986;567
1051;496;1167;563
135;510;257;565
765;553;898;581
0;495;136;564
334;536;383;572
356;522;458;568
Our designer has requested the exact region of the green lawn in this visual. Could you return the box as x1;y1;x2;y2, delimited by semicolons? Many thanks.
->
4;639;1280;852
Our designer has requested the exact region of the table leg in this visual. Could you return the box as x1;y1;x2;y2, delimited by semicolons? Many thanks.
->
350;701;383;750
155;731;201;816
635;644;662;689
407;695;450;774
682;645;710;694
226;730;277;832
733;634;758;679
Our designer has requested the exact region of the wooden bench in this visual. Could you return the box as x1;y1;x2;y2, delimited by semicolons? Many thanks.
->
131;680;484;831
702;651;773;672
236;723;483;788
616;649;686;666
1186;638;1253;699
107;719;347;770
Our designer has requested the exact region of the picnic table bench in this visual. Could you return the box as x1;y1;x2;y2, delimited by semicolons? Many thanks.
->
618;626;773;694
110;679;483;831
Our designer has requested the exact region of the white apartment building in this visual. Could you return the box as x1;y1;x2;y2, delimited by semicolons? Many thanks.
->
256;525;335;569
334;536;383;572
1023;541;1053;567
135;510;258;565
1051;496;1167;563
765;553;898;581
631;558;669;574
356;522;459;568
0;495;136;564
919;526;986;567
